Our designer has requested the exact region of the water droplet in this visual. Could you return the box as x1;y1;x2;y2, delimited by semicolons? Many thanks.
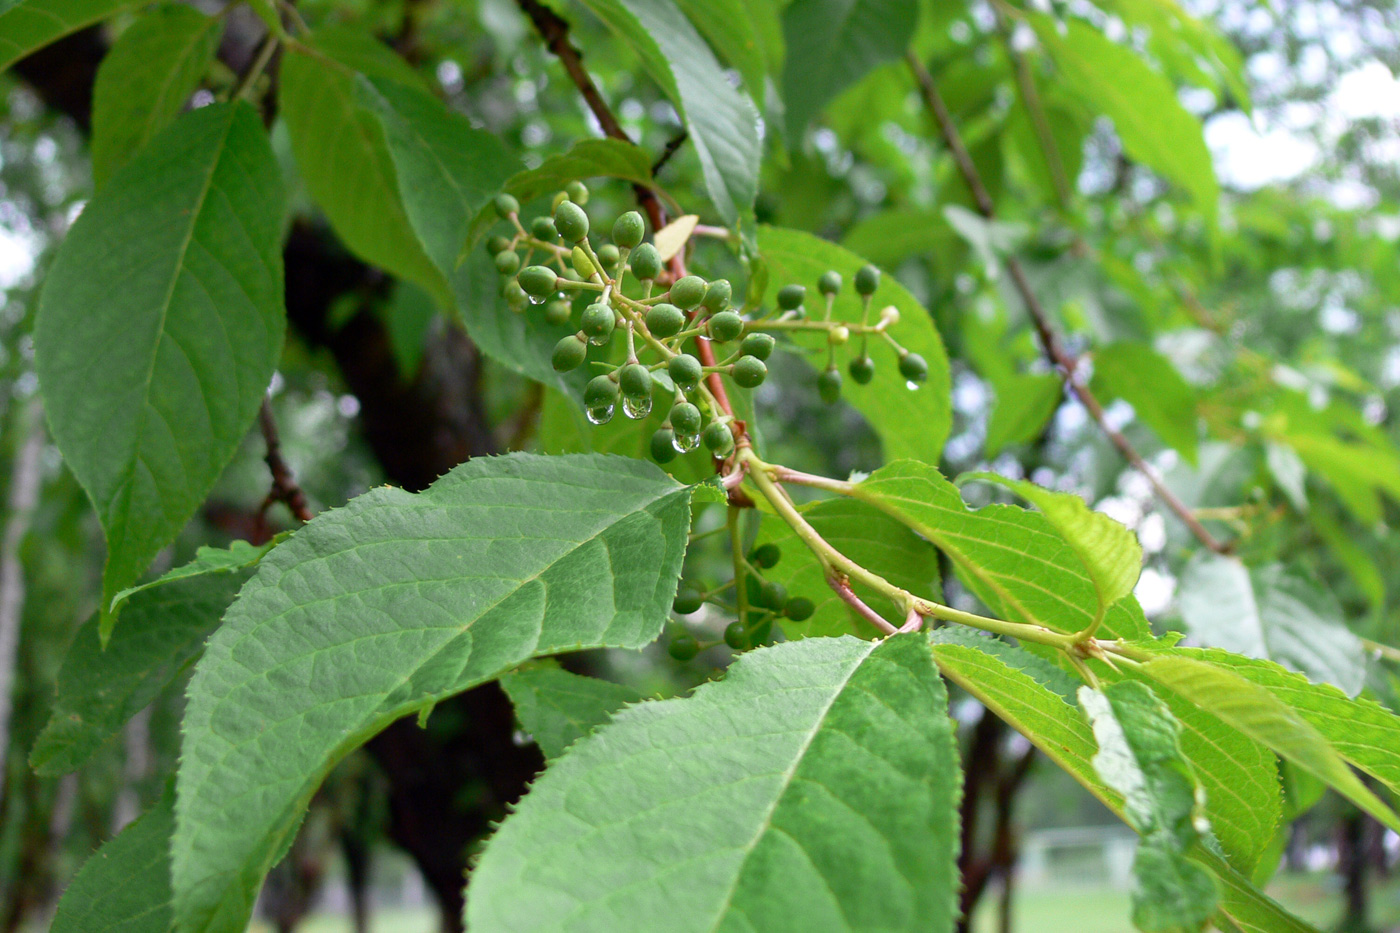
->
906;380;920;391
622;395;652;420
672;432;700;453
586;403;615;425
587;333;612;346
527;294;545;305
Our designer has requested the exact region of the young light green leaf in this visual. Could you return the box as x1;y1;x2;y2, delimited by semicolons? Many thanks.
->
0;0;137;71
90;3;221;187
984;371;1062;456
51;785;175;933
32;572;249;776
1090;341;1200;464
781;0;919;140
500;664;643;760
1080;682;1216;932
577;0;761;233
468;634;960;932
757;226;953;462
34;102;285;640
108;538;275;618
942;204;1031;275
171;453;692;933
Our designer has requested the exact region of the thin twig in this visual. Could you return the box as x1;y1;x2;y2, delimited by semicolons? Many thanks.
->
651;131;688;175
906;52;1231;555
259;398;313;524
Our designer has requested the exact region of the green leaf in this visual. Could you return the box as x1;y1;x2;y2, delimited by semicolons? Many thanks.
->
51;785;176;933
1177;557;1366;696
578;0;761;232
780;0;919;140
984;372;1062;456
1137;654;1400;833
383;280;437;379
468;634;960;932
500;664;643;760
1030;14;1218;226
171;453;692;932
1264;441;1307;510
673;0;770;100
34;102;285;640
756;226;952;462
278;28;449;306
108;538;276;618
0;0;136;71
942;204;1030;275
1080;682;1216;932
1090;341;1199;464
90;4;222;188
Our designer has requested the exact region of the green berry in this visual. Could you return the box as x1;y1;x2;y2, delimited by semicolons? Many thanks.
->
646;302;685;338
668;354;703;390
854;264;880;296
784;596;815;621
702;421;734;455
731;355;767;388
707;311;744;343
673;586;704;614
899;352;929;384
670;275;707;310
618;362;652;400
517;265;558;297
777;283;806;311
668;632;700;661
583;374;618;407
849;355;875;385
552;335;587;372
740;333;775;361
544;299;572;326
554;199;590;242
671;401;702;435
598;243;620;272
757;580;788;611
503;280;528;308
630;243;662;280
494;250;520;276
701;279;732;311
651;428;678;464
818;367;842;404
818;270;842;296
565;180;589;204
612;211;645;249
531;216;558;240
580;302;615;341
750;543;781;569
487;234;512;255
493;193;519;218
723;621;748;650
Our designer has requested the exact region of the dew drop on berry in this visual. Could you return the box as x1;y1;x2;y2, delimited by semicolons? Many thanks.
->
587;332;611;347
622;395;652;420
906;380;920;391
672;432;700;453
586;403;615;424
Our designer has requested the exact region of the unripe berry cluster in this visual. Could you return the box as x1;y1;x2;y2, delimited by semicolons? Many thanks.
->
665;542;817;659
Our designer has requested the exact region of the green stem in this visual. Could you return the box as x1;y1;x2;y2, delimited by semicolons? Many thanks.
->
728;505;750;627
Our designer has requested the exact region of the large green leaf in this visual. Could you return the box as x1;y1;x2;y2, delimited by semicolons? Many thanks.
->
278;28;448;305
34;102;285;638
171;453;692;932
1177;557;1366;696
674;0;769;100
756;226;952;462
468;633;960;932
51;786;176;933
1090;341;1200;464
984;372;1062;456
0;0;137;71
781;0;919;140
500;664;643;761
578;0;761;232
31;572;248;776
90;4;222;187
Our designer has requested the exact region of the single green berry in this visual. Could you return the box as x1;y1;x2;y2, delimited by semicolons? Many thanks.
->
668;632;700;661
818;270;842;296
502;280;528;308
670;401;702;435
854;264;881;296
580;302;615;341
487;234;512;255
707;311;744;343
619;362;652;400
554;199;590;242
702;420;734;455
646;303;685;339
494;250;520;276
668;354;703;390
829;325;850;346
517;265;558;297
651;428;678;464
757;580;788;611
777;283;806;311
749;542;781;569
630;243;662;280
784;596;815;621
493;193;519;218
899;352;929;384
723;621;749;650
701;278;732;311
669;275;707;310
612;210;645;249
673;586;704;614
552;334;587;372
565;179;589;204
818;367;843;404
531;216;558;240
598;243;620;272
583;374;618;408
544;300;573;326
731;355;767;389
740;333;775;361
849;355;876;385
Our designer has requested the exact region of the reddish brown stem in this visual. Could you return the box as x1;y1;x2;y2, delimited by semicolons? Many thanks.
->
828;576;898;635
259;398;313;524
